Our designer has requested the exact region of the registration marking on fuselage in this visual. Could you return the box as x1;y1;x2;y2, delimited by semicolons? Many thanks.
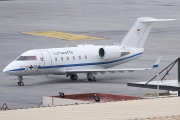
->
23;31;104;41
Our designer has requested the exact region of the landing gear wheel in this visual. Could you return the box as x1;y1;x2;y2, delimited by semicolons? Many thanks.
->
88;78;92;81
18;76;24;86
92;76;96;81
88;77;96;81
18;81;24;86
87;73;96;82
70;74;78;81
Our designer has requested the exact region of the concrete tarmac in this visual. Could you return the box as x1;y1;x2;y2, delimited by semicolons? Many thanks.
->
0;0;180;109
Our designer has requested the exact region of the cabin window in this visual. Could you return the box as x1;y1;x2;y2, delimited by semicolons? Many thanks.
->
61;57;63;61
55;57;57;61
17;56;37;61
73;56;75;60
79;56;81;59
67;57;69;60
85;55;87;59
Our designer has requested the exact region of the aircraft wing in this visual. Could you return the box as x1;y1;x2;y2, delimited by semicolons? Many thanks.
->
66;57;161;74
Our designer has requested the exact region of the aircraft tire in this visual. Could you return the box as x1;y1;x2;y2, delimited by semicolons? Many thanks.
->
88;76;96;82
18;81;24;86
93;76;96;81
70;74;78;80
88;78;91;81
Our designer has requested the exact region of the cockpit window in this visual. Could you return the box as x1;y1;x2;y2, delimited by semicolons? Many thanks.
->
17;56;37;61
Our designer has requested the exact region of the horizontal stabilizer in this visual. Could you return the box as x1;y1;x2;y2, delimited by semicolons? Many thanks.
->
141;17;177;23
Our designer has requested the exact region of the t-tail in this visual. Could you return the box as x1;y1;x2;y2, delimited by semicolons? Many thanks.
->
120;17;176;48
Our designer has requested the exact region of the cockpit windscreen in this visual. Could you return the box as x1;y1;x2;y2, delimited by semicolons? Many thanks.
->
16;56;37;61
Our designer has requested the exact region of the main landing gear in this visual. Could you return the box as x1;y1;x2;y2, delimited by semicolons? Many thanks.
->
67;73;96;81
67;74;78;81
18;76;24;86
87;73;96;81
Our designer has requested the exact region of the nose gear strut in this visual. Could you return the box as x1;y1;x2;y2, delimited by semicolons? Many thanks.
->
18;76;24;86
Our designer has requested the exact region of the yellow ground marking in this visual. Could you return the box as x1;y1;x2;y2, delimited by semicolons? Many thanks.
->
23;31;104;40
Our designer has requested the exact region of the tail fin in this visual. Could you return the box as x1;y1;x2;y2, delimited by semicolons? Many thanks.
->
120;17;176;48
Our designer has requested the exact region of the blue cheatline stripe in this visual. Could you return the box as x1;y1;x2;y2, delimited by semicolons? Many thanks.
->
9;68;25;72
8;52;143;72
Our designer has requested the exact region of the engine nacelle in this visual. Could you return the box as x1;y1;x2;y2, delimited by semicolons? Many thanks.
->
98;46;121;60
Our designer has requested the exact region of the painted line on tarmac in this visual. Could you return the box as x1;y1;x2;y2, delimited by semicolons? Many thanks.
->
23;31;104;41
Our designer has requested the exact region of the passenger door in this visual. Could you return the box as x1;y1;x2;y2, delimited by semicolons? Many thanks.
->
39;50;52;66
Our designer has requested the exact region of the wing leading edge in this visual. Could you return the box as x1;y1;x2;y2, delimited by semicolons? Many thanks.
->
65;57;161;74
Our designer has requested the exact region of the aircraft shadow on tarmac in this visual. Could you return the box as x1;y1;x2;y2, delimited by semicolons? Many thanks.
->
4;74;142;86
22;76;136;86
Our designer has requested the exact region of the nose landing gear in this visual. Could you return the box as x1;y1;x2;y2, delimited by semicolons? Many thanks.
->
18;76;24;86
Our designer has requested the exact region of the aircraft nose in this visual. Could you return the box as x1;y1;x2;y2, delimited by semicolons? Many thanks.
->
3;66;9;73
3;68;6;73
3;63;13;74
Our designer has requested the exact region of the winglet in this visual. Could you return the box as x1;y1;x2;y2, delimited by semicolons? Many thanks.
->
152;57;161;68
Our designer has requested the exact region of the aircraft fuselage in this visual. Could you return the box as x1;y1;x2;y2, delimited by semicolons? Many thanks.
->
3;45;143;76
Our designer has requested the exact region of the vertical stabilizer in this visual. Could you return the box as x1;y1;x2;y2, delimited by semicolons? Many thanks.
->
120;17;176;48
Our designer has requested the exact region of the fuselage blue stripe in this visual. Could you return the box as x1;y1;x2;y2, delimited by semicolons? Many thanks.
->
9;68;25;72
41;52;143;69
9;52;143;72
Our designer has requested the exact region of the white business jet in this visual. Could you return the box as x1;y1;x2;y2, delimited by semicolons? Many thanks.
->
3;17;175;86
